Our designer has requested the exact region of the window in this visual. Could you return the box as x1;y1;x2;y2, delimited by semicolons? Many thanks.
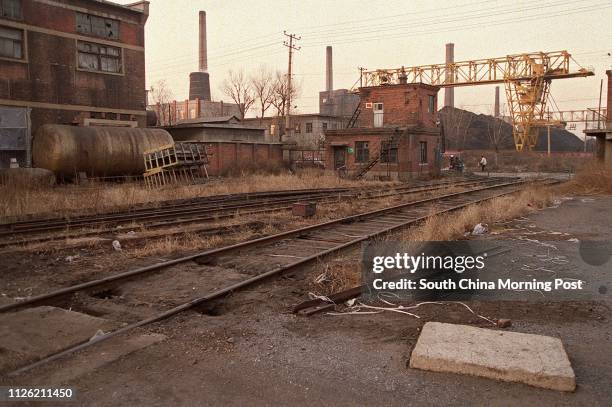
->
428;95;435;113
76;12;119;40
77;40;122;73
380;141;398;163
0;26;23;59
295;123;301;134
355;141;369;163
305;122;313;133
373;102;384;128
0;0;21;20
322;122;328;130
419;141;428;164
270;124;276;135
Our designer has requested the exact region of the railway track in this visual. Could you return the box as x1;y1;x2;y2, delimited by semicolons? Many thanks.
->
1;177;555;376
0;177;508;248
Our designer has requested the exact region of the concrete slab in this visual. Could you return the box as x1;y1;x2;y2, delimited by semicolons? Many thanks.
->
409;322;575;391
0;306;119;371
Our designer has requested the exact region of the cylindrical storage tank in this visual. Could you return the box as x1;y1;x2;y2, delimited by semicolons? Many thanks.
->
33;125;173;178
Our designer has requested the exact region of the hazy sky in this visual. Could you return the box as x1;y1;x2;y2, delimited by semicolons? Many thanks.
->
117;0;611;134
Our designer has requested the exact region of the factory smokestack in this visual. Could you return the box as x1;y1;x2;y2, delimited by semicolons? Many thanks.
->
494;86;500;117
326;46;333;95
444;43;454;108
189;10;211;101
199;11;207;72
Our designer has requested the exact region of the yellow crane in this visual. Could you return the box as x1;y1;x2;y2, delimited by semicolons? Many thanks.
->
360;51;594;151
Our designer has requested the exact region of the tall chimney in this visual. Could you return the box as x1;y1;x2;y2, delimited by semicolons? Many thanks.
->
444;43;454;108
494;86;500;117
189;10;211;101
326;46;333;95
199;11;207;72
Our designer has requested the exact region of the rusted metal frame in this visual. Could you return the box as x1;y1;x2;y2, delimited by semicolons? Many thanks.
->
0;180;526;315
6;181;536;377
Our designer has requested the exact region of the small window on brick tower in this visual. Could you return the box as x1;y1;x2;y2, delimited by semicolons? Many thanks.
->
428;95;435;113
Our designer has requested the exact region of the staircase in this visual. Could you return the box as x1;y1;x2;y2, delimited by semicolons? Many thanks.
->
353;129;402;180
347;101;361;128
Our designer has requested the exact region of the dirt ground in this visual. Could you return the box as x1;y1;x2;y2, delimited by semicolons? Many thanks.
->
1;195;611;406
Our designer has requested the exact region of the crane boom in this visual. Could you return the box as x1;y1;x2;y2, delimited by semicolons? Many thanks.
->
360;51;594;151
361;51;592;87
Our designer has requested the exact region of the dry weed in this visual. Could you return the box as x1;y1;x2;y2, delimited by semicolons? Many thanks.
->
308;260;362;296
558;162;612;195
0;169;395;221
402;186;554;241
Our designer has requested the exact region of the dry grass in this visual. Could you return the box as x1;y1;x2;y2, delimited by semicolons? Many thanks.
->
308;260;362;296
402;186;554;241
459;149;591;173
558;162;612;195
0;169;395;222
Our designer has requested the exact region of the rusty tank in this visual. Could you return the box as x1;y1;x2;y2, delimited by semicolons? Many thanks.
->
33;125;173;178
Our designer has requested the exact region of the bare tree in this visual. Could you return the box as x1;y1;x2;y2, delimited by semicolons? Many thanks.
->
270;70;301;118
250;66;275;123
221;69;255;119
149;80;174;125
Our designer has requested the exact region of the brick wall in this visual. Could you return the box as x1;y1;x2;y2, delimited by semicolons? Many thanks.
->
325;129;440;179
205;142;283;176
0;0;147;133
358;84;439;129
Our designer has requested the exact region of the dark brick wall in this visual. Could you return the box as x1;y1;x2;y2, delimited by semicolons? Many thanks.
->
0;0;147;132
358;84;439;129
205;142;283;176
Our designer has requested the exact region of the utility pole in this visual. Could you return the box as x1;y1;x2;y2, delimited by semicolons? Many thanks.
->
359;67;365;88
283;31;300;142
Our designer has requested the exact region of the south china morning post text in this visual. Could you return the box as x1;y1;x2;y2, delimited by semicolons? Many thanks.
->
361;241;594;301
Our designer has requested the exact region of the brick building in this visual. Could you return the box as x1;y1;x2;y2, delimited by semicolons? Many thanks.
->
324;82;442;180
0;0;149;167
242;113;346;147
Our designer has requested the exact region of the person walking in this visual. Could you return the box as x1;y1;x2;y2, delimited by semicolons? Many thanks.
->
479;155;487;172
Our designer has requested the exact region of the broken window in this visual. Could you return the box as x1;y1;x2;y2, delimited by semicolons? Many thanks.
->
295;123;301;134
355;141;369;163
419;141;428;164
0;0;21;20
305;122;313;133
77;40;122;73
380;141;398;163
0;26;23;59
76;12;119;40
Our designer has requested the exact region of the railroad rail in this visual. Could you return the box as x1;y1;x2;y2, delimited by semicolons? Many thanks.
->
0;177;506;248
1;178;555;376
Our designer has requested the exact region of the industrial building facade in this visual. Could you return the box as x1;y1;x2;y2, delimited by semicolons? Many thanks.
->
325;82;442;180
0;0;149;167
242;114;346;147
